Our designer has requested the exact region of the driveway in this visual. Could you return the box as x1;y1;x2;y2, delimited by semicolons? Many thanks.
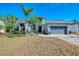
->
38;34;79;46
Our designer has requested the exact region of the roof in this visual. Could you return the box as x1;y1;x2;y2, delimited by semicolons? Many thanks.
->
16;20;31;24
46;20;79;25
37;16;45;19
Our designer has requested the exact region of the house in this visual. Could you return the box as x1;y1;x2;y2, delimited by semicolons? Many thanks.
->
42;20;79;34
14;18;79;35
0;20;5;34
15;20;32;32
15;17;46;33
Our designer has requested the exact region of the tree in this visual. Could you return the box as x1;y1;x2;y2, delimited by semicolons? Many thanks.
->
0;16;3;20
73;19;77;22
72;19;79;23
20;4;34;19
29;17;42;33
6;15;18;33
20;4;34;34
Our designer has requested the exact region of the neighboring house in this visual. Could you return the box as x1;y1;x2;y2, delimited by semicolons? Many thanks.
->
43;20;79;34
0;20;5;34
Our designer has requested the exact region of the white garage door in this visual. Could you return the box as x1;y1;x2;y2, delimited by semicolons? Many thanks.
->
50;27;66;34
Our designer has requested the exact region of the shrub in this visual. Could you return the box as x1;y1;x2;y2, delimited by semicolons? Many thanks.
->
43;30;48;35
7;33;26;38
30;32;35;36
7;34;16;38
7;31;26;38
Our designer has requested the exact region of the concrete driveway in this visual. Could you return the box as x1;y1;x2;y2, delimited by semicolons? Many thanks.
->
38;34;79;46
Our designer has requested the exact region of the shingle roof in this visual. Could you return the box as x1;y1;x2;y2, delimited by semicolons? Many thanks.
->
46;20;79;25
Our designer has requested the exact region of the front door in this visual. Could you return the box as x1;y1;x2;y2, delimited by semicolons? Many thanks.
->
38;25;42;33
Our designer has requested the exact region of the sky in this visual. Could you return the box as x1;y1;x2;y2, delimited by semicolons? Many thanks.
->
0;3;79;21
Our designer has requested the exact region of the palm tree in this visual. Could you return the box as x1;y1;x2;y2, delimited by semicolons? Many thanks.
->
72;19;76;22
20;4;34;19
20;4;34;34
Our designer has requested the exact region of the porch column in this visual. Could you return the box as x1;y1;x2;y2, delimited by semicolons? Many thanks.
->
19;24;21;31
25;24;27;33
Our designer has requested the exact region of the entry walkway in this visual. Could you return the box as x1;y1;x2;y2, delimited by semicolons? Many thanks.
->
38;34;79;46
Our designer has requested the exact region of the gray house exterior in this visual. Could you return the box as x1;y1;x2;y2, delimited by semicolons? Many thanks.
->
15;20;32;32
15;17;46;33
42;20;79;34
15;18;79;34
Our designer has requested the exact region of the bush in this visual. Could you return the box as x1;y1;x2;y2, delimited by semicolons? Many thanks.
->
20;31;25;34
43;30;48;35
7;34;16;38
7;31;26;38
11;31;18;34
7;33;26;38
30;32;35;36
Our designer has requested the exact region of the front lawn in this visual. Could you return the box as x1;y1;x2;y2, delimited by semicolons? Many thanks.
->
0;35;79;56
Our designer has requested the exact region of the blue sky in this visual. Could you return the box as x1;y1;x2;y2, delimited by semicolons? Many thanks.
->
0;3;79;21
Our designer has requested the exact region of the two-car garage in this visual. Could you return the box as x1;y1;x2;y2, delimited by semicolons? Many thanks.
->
50;26;67;34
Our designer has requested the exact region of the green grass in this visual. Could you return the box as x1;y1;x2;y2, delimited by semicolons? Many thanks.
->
0;35;79;56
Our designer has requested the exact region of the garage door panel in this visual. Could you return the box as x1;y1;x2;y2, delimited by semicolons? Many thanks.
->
51;30;65;34
50;26;67;34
